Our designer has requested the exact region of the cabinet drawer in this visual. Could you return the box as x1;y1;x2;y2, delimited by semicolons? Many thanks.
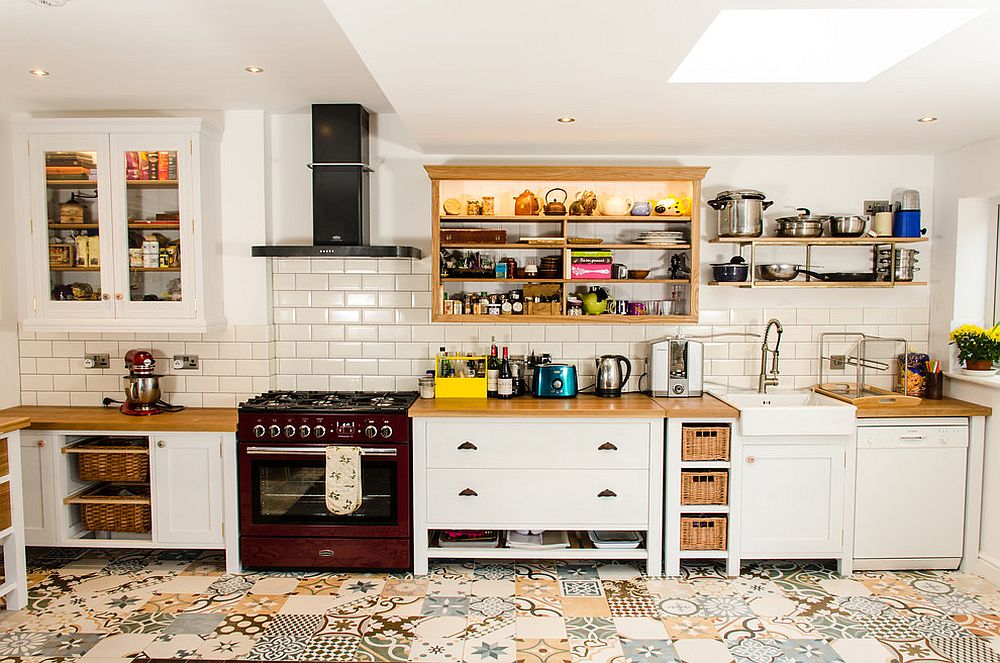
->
0;437;7;477
425;468;648;527
425;420;651;469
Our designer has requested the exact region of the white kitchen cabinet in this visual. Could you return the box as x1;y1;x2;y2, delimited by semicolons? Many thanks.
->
740;443;846;558
412;417;664;576
20;433;58;546
13;118;224;332
152;433;224;546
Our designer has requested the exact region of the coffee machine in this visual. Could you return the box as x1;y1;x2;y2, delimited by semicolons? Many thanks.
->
649;338;704;397
121;349;165;415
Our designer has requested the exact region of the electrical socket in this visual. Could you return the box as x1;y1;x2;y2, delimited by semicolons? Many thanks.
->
172;354;199;370
830;354;847;370
863;200;890;215
82;353;110;369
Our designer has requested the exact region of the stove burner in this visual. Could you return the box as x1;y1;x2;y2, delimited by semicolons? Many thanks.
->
239;390;419;414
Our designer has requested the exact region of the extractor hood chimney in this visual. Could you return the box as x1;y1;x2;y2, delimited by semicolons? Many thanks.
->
252;104;421;259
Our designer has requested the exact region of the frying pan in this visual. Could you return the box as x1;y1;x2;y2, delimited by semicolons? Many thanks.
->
757;263;876;282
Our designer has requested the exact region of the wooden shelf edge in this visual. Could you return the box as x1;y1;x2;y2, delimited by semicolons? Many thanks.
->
432;314;698;324
708;280;927;288
424;165;710;181
709;236;929;245
441;215;692;222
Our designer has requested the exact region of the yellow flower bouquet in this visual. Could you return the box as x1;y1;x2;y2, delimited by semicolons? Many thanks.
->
949;323;1000;370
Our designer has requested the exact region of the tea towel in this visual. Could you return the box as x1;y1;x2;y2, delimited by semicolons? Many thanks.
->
325;445;361;515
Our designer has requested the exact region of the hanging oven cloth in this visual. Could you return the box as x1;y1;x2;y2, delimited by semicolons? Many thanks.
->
325;445;362;515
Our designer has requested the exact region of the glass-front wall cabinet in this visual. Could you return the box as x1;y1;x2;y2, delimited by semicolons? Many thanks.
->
17;120;220;331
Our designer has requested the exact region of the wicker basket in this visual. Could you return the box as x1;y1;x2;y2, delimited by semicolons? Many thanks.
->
681;426;730;461
66;483;151;533
65;437;149;482
681;470;728;505
680;515;727;550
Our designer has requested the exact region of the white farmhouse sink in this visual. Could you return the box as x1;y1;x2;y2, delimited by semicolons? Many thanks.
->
712;390;856;436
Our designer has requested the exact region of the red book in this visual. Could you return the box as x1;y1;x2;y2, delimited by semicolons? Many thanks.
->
125;151;139;180
138;151;149;180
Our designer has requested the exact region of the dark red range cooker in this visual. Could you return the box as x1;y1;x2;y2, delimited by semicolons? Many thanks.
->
237;390;418;570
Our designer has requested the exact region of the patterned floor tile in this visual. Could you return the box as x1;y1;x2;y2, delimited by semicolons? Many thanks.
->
194;632;257;659
608;595;660;619
516;617;568;639
514;595;563;618
517;579;560;598
613;617;669;640
382;576;429;597
516;638;572;663
952;613;1000;636
828;637;895;663
407;637;464;662
568;636;624;663
260;613;324;637
356;634;410;662
115;609;176;634
560;597;612;618
161;611;225;635
470;580;516;598
620;638;680;662
138;592;199;613
421;595;469;617
295;576;347;595
565;617;617;641
662;616;721;640
246;634;310;660
515;561;559;580
375;595;426;617
463;637;516;663
411;616;467;640
34;633;103;657
468;596;517;620
139;633;206;659
0;633;53;657
362;614;423;640
228;592;289;615
596;563;643;580
560;581;604;598
671;637;734;663
474;563;516;581
213;612;273;637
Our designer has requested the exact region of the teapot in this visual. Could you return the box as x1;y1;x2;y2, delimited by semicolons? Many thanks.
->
543;188;568;216
654;195;693;216
601;195;633;216
513;190;541;216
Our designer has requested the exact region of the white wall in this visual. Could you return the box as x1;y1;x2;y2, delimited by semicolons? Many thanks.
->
933;135;1000;574
0;112;21;407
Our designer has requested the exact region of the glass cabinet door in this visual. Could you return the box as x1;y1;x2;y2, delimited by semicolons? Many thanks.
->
110;134;193;319
29;134;114;318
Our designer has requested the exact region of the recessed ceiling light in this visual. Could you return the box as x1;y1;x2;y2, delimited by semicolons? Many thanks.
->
557;116;576;123
669;8;985;83
244;66;264;74
917;116;939;123
29;68;50;77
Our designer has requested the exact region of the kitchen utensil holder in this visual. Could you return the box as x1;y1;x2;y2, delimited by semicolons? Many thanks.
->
63;437;150;482
924;372;943;400
680;425;730;461
681;470;729;505
680;515;727;550
66;483;152;533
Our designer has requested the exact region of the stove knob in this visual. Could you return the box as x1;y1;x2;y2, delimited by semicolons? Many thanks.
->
284;425;296;438
252;425;266;438
313;424;327;438
380;425;393;439
268;425;281;438
364;425;378;439
299;425;311;438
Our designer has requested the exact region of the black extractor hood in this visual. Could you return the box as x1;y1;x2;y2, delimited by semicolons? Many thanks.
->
252;104;421;259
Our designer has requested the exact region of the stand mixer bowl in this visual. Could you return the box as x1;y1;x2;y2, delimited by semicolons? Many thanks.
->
123;375;161;410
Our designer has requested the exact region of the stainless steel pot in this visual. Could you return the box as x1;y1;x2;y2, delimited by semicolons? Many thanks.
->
708;189;773;238
874;248;918;281
757;263;806;281
711;261;749;282
774;208;829;237
828;215;867;237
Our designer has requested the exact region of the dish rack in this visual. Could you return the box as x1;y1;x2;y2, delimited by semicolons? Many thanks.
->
813;332;920;405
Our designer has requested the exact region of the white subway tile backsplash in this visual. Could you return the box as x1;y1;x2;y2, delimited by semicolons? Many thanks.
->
343;259;379;274
378;292;412;308
396;275;431;291
362;309;394;324
864;307;897;324
328;274;364;290
345;326;379;342
295;273;328;291
363;274;396;290
362;343;396;359
274;290;310;307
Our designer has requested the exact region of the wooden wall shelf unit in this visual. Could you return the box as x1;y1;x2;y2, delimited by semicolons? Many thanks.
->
426;165;708;324
708;235;928;288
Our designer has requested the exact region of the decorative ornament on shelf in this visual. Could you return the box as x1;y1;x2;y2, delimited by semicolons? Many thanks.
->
949;323;1000;371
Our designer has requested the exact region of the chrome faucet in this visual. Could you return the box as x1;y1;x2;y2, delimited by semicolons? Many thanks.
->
758;318;783;393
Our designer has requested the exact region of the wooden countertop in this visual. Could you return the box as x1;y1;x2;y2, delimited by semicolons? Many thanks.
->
0;416;31;435
651;394;740;419
0;406;237;432
409;393;666;418
855;396;991;418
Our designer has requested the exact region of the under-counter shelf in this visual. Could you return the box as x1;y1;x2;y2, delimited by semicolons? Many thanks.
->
710;236;928;246
426;530;648;560
709;280;928;288
440;214;691;223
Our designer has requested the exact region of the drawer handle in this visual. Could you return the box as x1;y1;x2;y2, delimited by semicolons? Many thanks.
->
746;455;756;464
37;440;46;448
457;441;478;450
598;442;618;451
318;549;335;557
598;489;617;498
459;488;478;497
157;440;165;448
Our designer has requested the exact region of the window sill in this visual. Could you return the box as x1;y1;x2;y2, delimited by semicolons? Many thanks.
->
946;371;1000;389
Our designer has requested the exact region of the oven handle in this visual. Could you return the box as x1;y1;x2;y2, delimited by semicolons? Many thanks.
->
245;446;398;457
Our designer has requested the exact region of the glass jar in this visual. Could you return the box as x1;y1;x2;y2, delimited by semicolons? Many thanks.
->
418;376;435;399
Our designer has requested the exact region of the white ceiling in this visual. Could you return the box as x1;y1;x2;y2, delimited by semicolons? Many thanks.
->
325;0;1000;155
0;0;390;114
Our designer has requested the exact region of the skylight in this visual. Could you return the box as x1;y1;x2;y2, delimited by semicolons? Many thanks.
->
668;8;985;83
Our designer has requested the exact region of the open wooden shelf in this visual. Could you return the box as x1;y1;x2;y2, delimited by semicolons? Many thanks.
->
708;280;928;288
130;267;180;272
440;214;691;223
50;266;100;272
441;277;689;284
435;314;698;324
710;236;928;246
427;530;648;560
128;222;179;230
441;243;690;250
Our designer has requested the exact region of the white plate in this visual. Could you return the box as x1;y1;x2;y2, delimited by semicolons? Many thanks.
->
961;367;999;376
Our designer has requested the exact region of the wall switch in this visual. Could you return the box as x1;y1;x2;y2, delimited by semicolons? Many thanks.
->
82;353;110;369
172;354;199;370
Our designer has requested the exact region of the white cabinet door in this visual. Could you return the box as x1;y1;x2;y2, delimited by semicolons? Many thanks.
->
152;433;223;545
20;434;58;545
741;444;845;556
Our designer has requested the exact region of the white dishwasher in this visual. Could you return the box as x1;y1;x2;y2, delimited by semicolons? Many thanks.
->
855;418;968;569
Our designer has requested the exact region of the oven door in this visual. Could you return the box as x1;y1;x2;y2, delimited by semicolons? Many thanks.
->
238;443;410;538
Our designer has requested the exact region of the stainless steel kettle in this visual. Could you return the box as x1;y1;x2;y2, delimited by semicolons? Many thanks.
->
595;354;631;398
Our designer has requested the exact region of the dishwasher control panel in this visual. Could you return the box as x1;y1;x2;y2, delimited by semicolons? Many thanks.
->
858;425;968;448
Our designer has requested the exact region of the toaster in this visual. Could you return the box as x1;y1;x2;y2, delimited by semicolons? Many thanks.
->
650;338;703;397
532;364;578;398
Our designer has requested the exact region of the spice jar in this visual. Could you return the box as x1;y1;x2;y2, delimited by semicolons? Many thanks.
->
418;376;435;399
466;199;482;215
481;196;495;215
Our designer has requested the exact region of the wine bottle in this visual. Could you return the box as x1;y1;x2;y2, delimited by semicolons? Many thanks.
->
487;337;499;397
498;346;514;398
439;346;451;378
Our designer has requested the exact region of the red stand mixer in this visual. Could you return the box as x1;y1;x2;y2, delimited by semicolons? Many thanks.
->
116;349;183;416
